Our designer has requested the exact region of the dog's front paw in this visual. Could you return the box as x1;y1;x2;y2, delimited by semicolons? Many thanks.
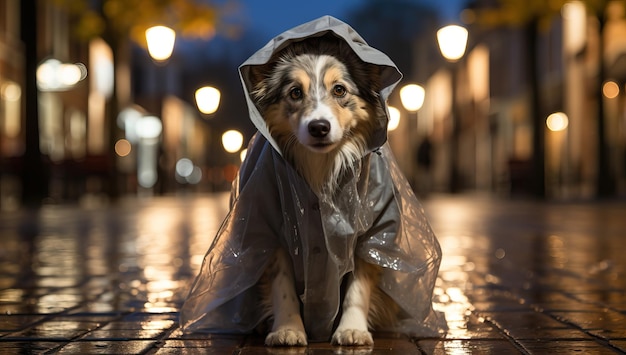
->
331;329;373;346
265;328;308;346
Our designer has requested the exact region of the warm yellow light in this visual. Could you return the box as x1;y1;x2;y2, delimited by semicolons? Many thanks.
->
546;112;569;132
399;84;425;112
603;81;619;99
1;81;21;101
437;25;468;62
36;59;87;91
387;106;400;131
562;1;586;54
222;130;244;153
145;26;176;61
115;139;132;157
240;148;248;162
1;81;21;138
59;63;84;86
195;86;221;114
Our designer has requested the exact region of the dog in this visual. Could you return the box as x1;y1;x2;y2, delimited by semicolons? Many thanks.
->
179;17;444;347
250;34;400;347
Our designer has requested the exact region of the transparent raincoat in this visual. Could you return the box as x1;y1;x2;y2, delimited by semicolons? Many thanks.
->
180;15;447;342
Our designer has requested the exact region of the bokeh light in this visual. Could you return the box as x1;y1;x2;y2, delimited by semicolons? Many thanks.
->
195;86;221;114
115;139;132;157
176;158;194;178
400;84;425;112
603;81;619;99
546;112;569;132
136;115;163;140
145;26;176;61
387;106;400;131
222;130;244;153
36;59;87;91
437;25;468;62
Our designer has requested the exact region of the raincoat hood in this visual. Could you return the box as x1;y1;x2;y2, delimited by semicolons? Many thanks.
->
238;15;402;155
181;16;446;342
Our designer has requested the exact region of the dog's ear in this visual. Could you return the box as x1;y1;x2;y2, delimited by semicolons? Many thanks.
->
247;62;276;111
247;65;266;90
362;63;383;104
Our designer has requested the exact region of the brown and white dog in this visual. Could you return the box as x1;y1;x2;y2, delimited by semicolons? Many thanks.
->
250;35;399;347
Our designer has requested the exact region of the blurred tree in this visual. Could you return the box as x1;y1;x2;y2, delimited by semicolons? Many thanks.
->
52;0;242;48
47;0;242;199
468;0;623;198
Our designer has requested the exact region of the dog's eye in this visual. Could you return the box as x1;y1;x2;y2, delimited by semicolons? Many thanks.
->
332;84;347;98
289;87;303;100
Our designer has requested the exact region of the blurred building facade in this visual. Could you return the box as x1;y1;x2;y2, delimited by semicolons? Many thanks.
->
1;1;625;209
0;1;234;210
399;0;626;199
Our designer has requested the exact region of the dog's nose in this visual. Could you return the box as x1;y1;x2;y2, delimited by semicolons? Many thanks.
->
308;120;331;138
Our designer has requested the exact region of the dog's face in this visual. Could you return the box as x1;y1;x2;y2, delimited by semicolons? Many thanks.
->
250;36;383;158
262;54;371;153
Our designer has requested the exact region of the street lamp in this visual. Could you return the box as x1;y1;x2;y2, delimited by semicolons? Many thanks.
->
437;25;468;62
195;86;221;115
400;84;425;112
222;130;244;153
437;24;468;193
546;112;569;196
145;25;176;62
399;83;425;137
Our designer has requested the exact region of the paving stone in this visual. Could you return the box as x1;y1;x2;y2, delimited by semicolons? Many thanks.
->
1;194;625;353
518;339;622;354
550;310;626;330
418;339;524;354
54;340;157;354
5;320;101;340
151;338;246;354
0;341;62;354
0;314;44;331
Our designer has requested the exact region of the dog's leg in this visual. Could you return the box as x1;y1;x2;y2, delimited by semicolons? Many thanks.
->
331;258;376;346
264;248;307;346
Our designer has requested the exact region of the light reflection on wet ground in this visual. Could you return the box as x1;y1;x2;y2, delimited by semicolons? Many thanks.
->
425;195;626;353
0;195;229;316
0;193;625;353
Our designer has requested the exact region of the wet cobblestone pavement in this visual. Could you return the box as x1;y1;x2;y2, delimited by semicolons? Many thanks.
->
1;193;625;354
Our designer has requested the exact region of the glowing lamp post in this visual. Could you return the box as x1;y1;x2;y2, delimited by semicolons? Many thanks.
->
399;84;425;187
145;25;176;62
437;25;468;193
546;112;570;195
195;86;221;115
144;25;175;168
399;83;425;141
